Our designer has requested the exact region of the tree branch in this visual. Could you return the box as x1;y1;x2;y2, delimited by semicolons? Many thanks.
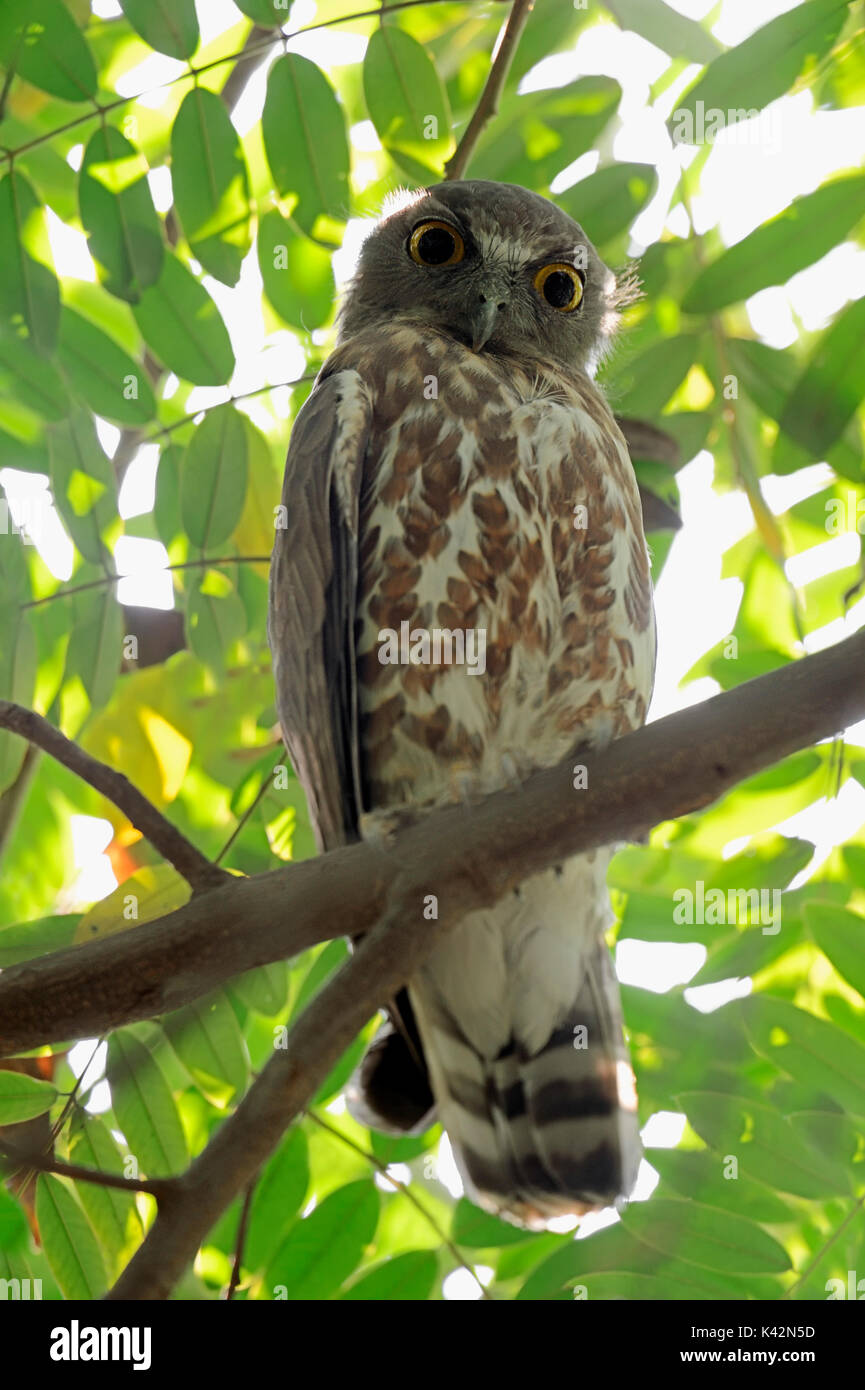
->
0;703;227;895
0;1140;176;1201
444;0;535;180
0;628;855;1296
2;628;863;1062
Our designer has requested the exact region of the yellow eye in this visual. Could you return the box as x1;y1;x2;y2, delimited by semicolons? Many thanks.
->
408;220;465;267
533;262;584;312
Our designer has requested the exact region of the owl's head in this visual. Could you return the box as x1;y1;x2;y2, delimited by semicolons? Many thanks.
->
338;179;634;374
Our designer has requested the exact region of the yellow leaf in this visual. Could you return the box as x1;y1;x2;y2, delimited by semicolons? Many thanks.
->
76;865;190;942
140;707;192;802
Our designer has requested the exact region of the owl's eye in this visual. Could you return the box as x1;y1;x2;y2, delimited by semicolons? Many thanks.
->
408;220;465;267
533;263;584;312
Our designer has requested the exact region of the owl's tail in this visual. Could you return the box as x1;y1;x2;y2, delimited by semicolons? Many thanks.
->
409;936;642;1228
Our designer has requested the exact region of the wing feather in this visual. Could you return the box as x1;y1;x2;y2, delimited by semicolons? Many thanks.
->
267;369;372;851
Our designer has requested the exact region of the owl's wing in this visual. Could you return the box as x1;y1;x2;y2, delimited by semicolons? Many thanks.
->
268;369;371;851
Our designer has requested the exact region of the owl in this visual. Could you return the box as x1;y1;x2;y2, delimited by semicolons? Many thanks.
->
268;179;656;1228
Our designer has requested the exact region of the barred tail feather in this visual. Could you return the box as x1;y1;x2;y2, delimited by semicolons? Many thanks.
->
409;937;641;1229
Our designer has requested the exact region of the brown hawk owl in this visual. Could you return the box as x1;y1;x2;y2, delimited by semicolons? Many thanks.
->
268;179;656;1228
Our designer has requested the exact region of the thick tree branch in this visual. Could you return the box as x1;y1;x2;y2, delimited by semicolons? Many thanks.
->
444;0;535;180
2;628;863;1062
0;702;227;895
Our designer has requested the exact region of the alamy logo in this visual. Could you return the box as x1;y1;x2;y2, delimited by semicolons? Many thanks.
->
673;881;781;934
0;1278;42;1299
826;1271;865;1299
49;1321;151;1371
377;621;487;675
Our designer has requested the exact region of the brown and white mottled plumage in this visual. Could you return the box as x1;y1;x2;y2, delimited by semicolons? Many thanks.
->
268;180;656;1227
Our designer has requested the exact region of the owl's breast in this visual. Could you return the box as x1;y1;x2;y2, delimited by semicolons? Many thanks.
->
339;324;655;812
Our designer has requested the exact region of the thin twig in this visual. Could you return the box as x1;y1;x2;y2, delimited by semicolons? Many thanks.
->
0;1141;177;1201
0;702;226;893
0;743;39;866
148;374;318;445
215;749;283;867
2;1;461;165
226;1181;256;1300
782;1192;865;1300
23;555;272;610
444;0;534;179
305;1109;491;1299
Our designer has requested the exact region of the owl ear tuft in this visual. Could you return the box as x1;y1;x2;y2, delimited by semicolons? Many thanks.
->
380;185;429;223
612;261;643;311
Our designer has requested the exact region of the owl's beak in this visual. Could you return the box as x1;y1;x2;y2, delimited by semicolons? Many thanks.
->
470;297;504;353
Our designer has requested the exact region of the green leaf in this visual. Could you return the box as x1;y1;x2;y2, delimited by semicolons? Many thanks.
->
162;990;250;1107
671;0;851;142
0;604;36;790
244;1127;309;1271
258;213;334;330
292;938;348;1015
788;1109;864;1169
267;1179;380;1299
506;0;592;90
560;162;657;247
35;1175;107;1299
117;0;199;60
605;335;699;416
79;126;164;304
684;175;865;313
743;995;865;1116
606;0;722;62
369;1127;438;1165
777;295;865;455
677;1090;851;1199
49;408;117;565
230;961;290;1017
67;1114;142;1270
68;589;123;712
0;169;60;351
805;902;865;999
0;1069;57;1123
725;338;796;421
452;1197;537;1248
363;26;452;180
0;1184;28;1254
132;253;235;385
171;87;251;287
312;1032;368;1107
471;77;621;187
0;0;97;103
107;1030;189;1177
0;914;79;966
647;1147;794;1224
57;307;156;425
573;1269;715;1300
181;405;248;549
262;54;350;234
516;1220;759;1300
234;0;282;22
621;1197;790;1275
154;442;182;546
186;575;247;671
0;522;30;600
343;1249;438;1300
0;327;70;419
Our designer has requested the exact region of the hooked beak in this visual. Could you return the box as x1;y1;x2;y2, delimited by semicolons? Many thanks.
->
469;297;504;353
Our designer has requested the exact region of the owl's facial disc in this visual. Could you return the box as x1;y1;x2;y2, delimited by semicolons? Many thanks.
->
339;180;628;371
